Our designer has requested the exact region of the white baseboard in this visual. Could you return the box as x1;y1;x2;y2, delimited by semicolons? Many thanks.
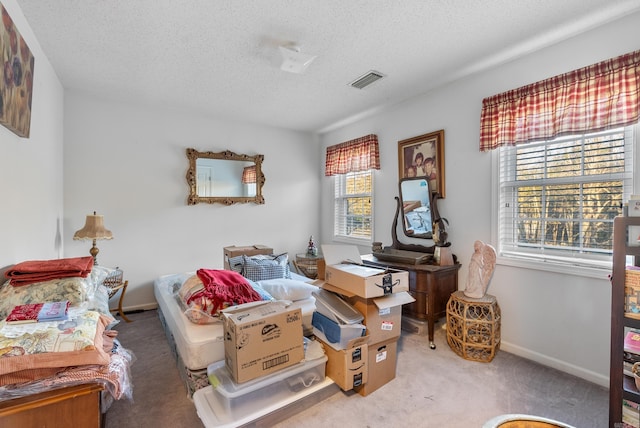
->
500;340;609;388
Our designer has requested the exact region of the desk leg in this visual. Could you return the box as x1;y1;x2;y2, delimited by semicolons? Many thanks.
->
427;299;436;350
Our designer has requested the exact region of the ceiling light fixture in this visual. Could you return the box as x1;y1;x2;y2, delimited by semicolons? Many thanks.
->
279;45;317;74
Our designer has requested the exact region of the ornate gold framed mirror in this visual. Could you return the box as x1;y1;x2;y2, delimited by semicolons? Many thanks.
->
186;148;265;205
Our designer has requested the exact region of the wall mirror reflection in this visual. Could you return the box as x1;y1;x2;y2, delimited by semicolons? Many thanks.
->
399;178;433;239
186;148;265;205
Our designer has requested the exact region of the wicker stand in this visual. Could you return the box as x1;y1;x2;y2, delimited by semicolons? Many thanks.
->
295;254;323;279
446;290;500;362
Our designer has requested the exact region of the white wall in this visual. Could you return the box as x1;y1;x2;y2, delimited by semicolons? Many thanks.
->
319;11;640;386
4;0;637;388
62;91;320;309
0;0;64;270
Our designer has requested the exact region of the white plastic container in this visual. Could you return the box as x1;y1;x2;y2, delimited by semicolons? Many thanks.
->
205;340;327;421
313;288;364;324
194;376;335;428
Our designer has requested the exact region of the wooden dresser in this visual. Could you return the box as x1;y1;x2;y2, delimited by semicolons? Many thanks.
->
0;383;104;428
362;254;460;349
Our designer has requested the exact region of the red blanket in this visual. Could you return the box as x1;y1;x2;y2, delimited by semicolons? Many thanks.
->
5;256;94;286
195;269;261;314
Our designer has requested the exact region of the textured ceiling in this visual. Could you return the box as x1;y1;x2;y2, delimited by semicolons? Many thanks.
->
15;0;640;133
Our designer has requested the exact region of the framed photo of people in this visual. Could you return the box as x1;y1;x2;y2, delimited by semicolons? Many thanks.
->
398;129;445;197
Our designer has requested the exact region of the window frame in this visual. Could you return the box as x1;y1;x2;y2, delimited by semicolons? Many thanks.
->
491;125;637;279
333;169;374;245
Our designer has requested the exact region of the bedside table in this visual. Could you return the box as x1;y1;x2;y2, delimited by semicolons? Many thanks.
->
102;269;131;323
295;253;323;279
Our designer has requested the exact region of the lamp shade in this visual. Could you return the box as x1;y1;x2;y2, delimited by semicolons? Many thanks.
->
73;212;113;241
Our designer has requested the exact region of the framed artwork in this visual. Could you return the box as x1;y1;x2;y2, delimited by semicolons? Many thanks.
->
0;4;35;138
398;129;445;197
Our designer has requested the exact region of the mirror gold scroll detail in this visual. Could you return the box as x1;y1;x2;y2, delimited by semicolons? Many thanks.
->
399;178;433;239
186;148;265;205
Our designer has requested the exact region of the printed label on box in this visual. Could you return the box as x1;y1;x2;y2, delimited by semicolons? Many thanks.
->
375;349;387;363
381;321;394;331
379;307;391;316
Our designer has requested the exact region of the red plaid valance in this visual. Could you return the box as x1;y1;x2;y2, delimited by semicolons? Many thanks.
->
325;134;380;176
479;49;640;152
241;165;256;183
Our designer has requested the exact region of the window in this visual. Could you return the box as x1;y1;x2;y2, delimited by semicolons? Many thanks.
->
496;126;634;270
334;170;373;243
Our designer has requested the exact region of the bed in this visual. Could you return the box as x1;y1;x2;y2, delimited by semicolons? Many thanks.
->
153;251;320;397
0;258;134;426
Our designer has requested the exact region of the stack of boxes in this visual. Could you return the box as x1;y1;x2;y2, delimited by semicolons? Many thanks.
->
195;299;328;424
314;245;415;396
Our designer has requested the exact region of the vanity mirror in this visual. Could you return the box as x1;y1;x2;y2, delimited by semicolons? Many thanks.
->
186;148;265;205
384;177;446;256
399;178;433;239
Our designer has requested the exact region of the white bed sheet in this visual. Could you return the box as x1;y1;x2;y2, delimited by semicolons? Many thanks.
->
153;273;316;371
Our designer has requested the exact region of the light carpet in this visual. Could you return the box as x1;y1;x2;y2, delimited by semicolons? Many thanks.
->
105;310;608;428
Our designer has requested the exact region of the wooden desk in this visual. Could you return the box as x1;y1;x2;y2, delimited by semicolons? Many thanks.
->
362;254;460;349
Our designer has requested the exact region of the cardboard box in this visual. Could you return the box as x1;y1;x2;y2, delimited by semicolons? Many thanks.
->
322;282;415;344
354;337;398;396
222;301;304;383
223;245;273;269
322;244;409;298
319;334;369;391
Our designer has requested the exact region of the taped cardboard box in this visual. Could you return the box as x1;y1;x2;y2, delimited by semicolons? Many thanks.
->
322;282;415;344
223;245;273;269
321;244;408;298
222;301;304;384
354;337;398;396
317;333;369;391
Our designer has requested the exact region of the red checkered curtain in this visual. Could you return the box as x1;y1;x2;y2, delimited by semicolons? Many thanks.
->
241;165;256;183
325;134;380;176
479;49;640;152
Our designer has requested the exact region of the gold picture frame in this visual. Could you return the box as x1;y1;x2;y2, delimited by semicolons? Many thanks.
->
398;130;445;197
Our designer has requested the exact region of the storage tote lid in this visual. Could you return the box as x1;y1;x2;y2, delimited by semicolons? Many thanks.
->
313;289;364;325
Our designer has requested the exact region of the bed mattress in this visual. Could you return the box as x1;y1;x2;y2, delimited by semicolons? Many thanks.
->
153;273;316;372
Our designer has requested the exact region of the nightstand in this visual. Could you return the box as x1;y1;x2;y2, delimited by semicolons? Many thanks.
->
102;268;131;323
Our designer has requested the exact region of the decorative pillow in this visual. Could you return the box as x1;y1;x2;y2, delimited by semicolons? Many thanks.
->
257;278;319;301
247;279;275;301
227;256;245;273
241;254;291;282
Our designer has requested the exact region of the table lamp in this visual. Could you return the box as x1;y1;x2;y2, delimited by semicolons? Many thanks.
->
73;211;113;265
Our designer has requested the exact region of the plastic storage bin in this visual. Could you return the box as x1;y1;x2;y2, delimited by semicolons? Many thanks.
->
205;340;327;421
312;311;366;349
313;289;364;324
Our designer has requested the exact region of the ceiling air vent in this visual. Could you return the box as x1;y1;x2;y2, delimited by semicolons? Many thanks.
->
349;70;385;89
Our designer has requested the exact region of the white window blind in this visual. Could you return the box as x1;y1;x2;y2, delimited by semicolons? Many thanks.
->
497;127;634;268
334;170;373;243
